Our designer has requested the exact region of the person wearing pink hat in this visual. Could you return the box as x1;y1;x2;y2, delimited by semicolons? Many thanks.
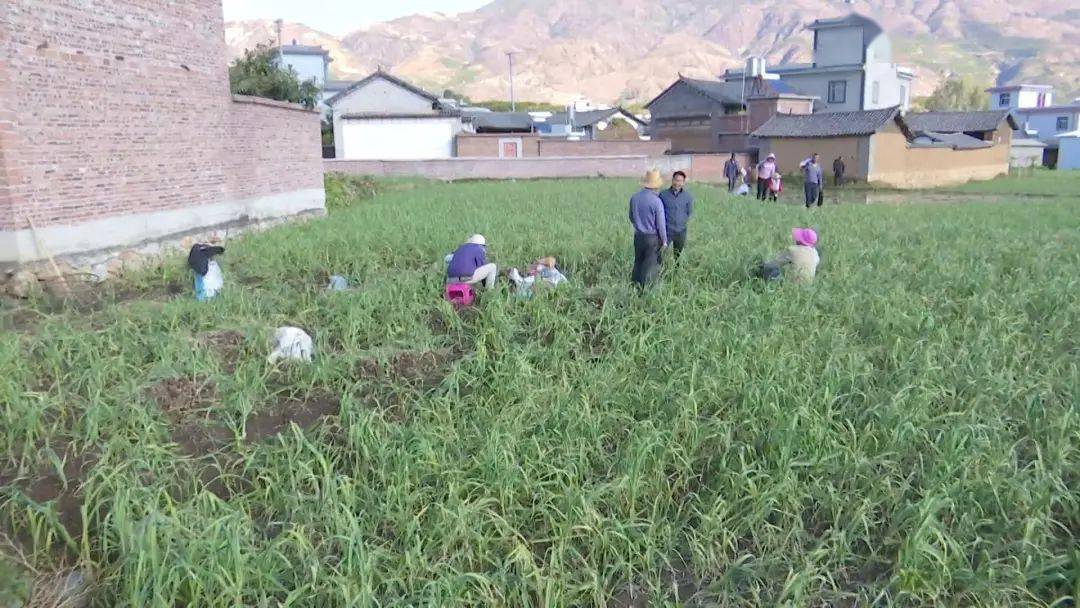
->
758;227;820;282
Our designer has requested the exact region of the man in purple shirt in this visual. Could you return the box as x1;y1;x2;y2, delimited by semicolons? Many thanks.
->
628;169;668;288
446;234;497;288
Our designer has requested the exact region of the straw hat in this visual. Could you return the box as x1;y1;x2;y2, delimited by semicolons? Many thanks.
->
792;227;818;247
641;169;664;189
538;256;556;268
766;153;776;160
467;234;487;246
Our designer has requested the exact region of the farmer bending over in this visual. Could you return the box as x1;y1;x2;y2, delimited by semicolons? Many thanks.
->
508;256;567;296
446;234;497;288
758;227;820;283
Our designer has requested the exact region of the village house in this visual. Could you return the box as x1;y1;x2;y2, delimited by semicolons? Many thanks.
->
988;84;1080;168
326;70;465;160
532;108;648;140
275;42;348;115
327;71;662;160
723;14;914;113
0;0;324;272
645;75;815;154
751;107;1013;188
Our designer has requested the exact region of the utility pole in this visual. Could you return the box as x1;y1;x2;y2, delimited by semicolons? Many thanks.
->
275;19;284;61
506;51;516;112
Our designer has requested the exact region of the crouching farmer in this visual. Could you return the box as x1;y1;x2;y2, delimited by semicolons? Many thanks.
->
446;234;497;289
757;227;820;283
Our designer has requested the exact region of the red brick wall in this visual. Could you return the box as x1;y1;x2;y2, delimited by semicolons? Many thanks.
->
225;96;324;200
0;0;322;233
537;139;671;157
326;157;654;180
456;134;541;157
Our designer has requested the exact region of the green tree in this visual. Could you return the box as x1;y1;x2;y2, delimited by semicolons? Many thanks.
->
442;89;470;103
229;42;320;110
321;115;334;147
915;77;989;111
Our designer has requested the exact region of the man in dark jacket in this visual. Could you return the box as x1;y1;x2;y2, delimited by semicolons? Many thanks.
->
833;156;846;187
659;170;694;262
723;154;740;192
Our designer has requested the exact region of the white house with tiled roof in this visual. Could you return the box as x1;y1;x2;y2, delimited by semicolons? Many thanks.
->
326;70;465;160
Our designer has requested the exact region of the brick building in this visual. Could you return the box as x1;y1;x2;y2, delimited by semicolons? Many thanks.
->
0;1;325;269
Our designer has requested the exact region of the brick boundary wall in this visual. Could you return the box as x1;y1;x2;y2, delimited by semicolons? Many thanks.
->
326;156;658;180
535;139;672;158
453;135;672;159
325;153;749;185
0;0;325;272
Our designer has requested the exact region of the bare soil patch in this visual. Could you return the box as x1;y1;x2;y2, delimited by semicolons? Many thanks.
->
355;347;461;390
245;394;341;442
149;376;217;417
194;329;246;371
0;445;98;546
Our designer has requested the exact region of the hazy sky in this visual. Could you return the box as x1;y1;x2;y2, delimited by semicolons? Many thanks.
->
222;0;493;34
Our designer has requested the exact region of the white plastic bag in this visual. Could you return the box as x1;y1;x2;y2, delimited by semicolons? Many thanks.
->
267;326;313;363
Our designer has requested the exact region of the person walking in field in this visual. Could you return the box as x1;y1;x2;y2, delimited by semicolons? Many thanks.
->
833;155;846;187
628;169;668;288
802;153;824;208
723;153;741;192
659;170;693;262
756;153;777;201
446;234;498;289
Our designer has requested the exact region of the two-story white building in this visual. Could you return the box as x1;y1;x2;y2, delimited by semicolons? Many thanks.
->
723;14;914;113
275;42;338;111
988;84;1080;167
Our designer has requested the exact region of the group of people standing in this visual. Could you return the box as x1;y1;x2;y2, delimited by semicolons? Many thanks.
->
721;152;848;208
444;166;821;297
627;169;819;288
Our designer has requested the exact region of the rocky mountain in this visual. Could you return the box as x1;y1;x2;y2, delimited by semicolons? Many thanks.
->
225;0;1080;106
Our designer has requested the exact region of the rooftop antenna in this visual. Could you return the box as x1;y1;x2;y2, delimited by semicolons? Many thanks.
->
274;19;283;61
506;51;517;112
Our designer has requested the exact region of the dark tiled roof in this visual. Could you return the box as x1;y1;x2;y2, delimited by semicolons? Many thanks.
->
462;110;535;131
278;44;330;56
752;107;901;138
1011;103;1080;115
325;69;441;107
905;110;1012;133
324;79;354;91
546;107;646;128
986;84;1053;92
807;13;881;32
339;111;460;119
914;131;992;150
680;78;745;105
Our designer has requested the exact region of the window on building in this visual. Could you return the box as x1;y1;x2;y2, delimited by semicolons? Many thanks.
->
871;81;880;105
828;80;847;104
1057;116;1070;131
999;92;1011;107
